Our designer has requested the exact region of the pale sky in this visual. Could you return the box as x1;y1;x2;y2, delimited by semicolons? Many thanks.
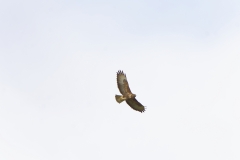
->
0;0;240;160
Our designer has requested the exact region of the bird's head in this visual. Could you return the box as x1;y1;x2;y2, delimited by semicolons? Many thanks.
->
131;94;136;98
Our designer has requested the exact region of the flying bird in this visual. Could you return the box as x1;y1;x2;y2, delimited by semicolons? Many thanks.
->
115;70;145;113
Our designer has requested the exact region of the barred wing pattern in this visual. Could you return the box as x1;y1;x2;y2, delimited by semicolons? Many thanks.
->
116;70;132;96
126;98;145;113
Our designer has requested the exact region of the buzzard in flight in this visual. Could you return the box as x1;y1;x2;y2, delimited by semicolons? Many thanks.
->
115;70;145;113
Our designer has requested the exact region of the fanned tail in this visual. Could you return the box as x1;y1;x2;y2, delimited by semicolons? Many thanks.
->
115;95;125;103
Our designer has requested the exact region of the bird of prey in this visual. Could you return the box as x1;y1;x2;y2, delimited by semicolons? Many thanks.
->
115;70;145;113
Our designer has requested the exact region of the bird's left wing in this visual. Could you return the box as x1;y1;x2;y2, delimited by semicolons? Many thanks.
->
126;98;145;113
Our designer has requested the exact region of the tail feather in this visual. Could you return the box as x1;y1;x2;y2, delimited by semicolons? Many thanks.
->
115;95;125;103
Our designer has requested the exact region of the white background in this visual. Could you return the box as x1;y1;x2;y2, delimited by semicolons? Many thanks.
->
0;0;240;159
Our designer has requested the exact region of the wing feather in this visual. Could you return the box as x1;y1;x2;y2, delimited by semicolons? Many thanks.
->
126;98;145;113
117;70;132;95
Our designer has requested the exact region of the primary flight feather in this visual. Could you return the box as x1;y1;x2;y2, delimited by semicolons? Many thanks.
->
115;70;145;113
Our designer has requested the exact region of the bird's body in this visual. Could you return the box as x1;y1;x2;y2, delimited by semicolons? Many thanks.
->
115;70;145;113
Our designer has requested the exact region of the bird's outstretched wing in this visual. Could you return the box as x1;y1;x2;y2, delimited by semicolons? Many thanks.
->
116;70;132;96
126;98;145;113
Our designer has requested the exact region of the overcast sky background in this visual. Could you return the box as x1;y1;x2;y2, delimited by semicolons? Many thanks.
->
1;0;240;160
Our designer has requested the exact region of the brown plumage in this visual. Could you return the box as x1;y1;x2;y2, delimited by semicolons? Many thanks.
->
115;70;145;113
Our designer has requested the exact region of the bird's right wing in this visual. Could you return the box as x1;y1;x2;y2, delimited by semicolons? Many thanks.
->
116;70;132;95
